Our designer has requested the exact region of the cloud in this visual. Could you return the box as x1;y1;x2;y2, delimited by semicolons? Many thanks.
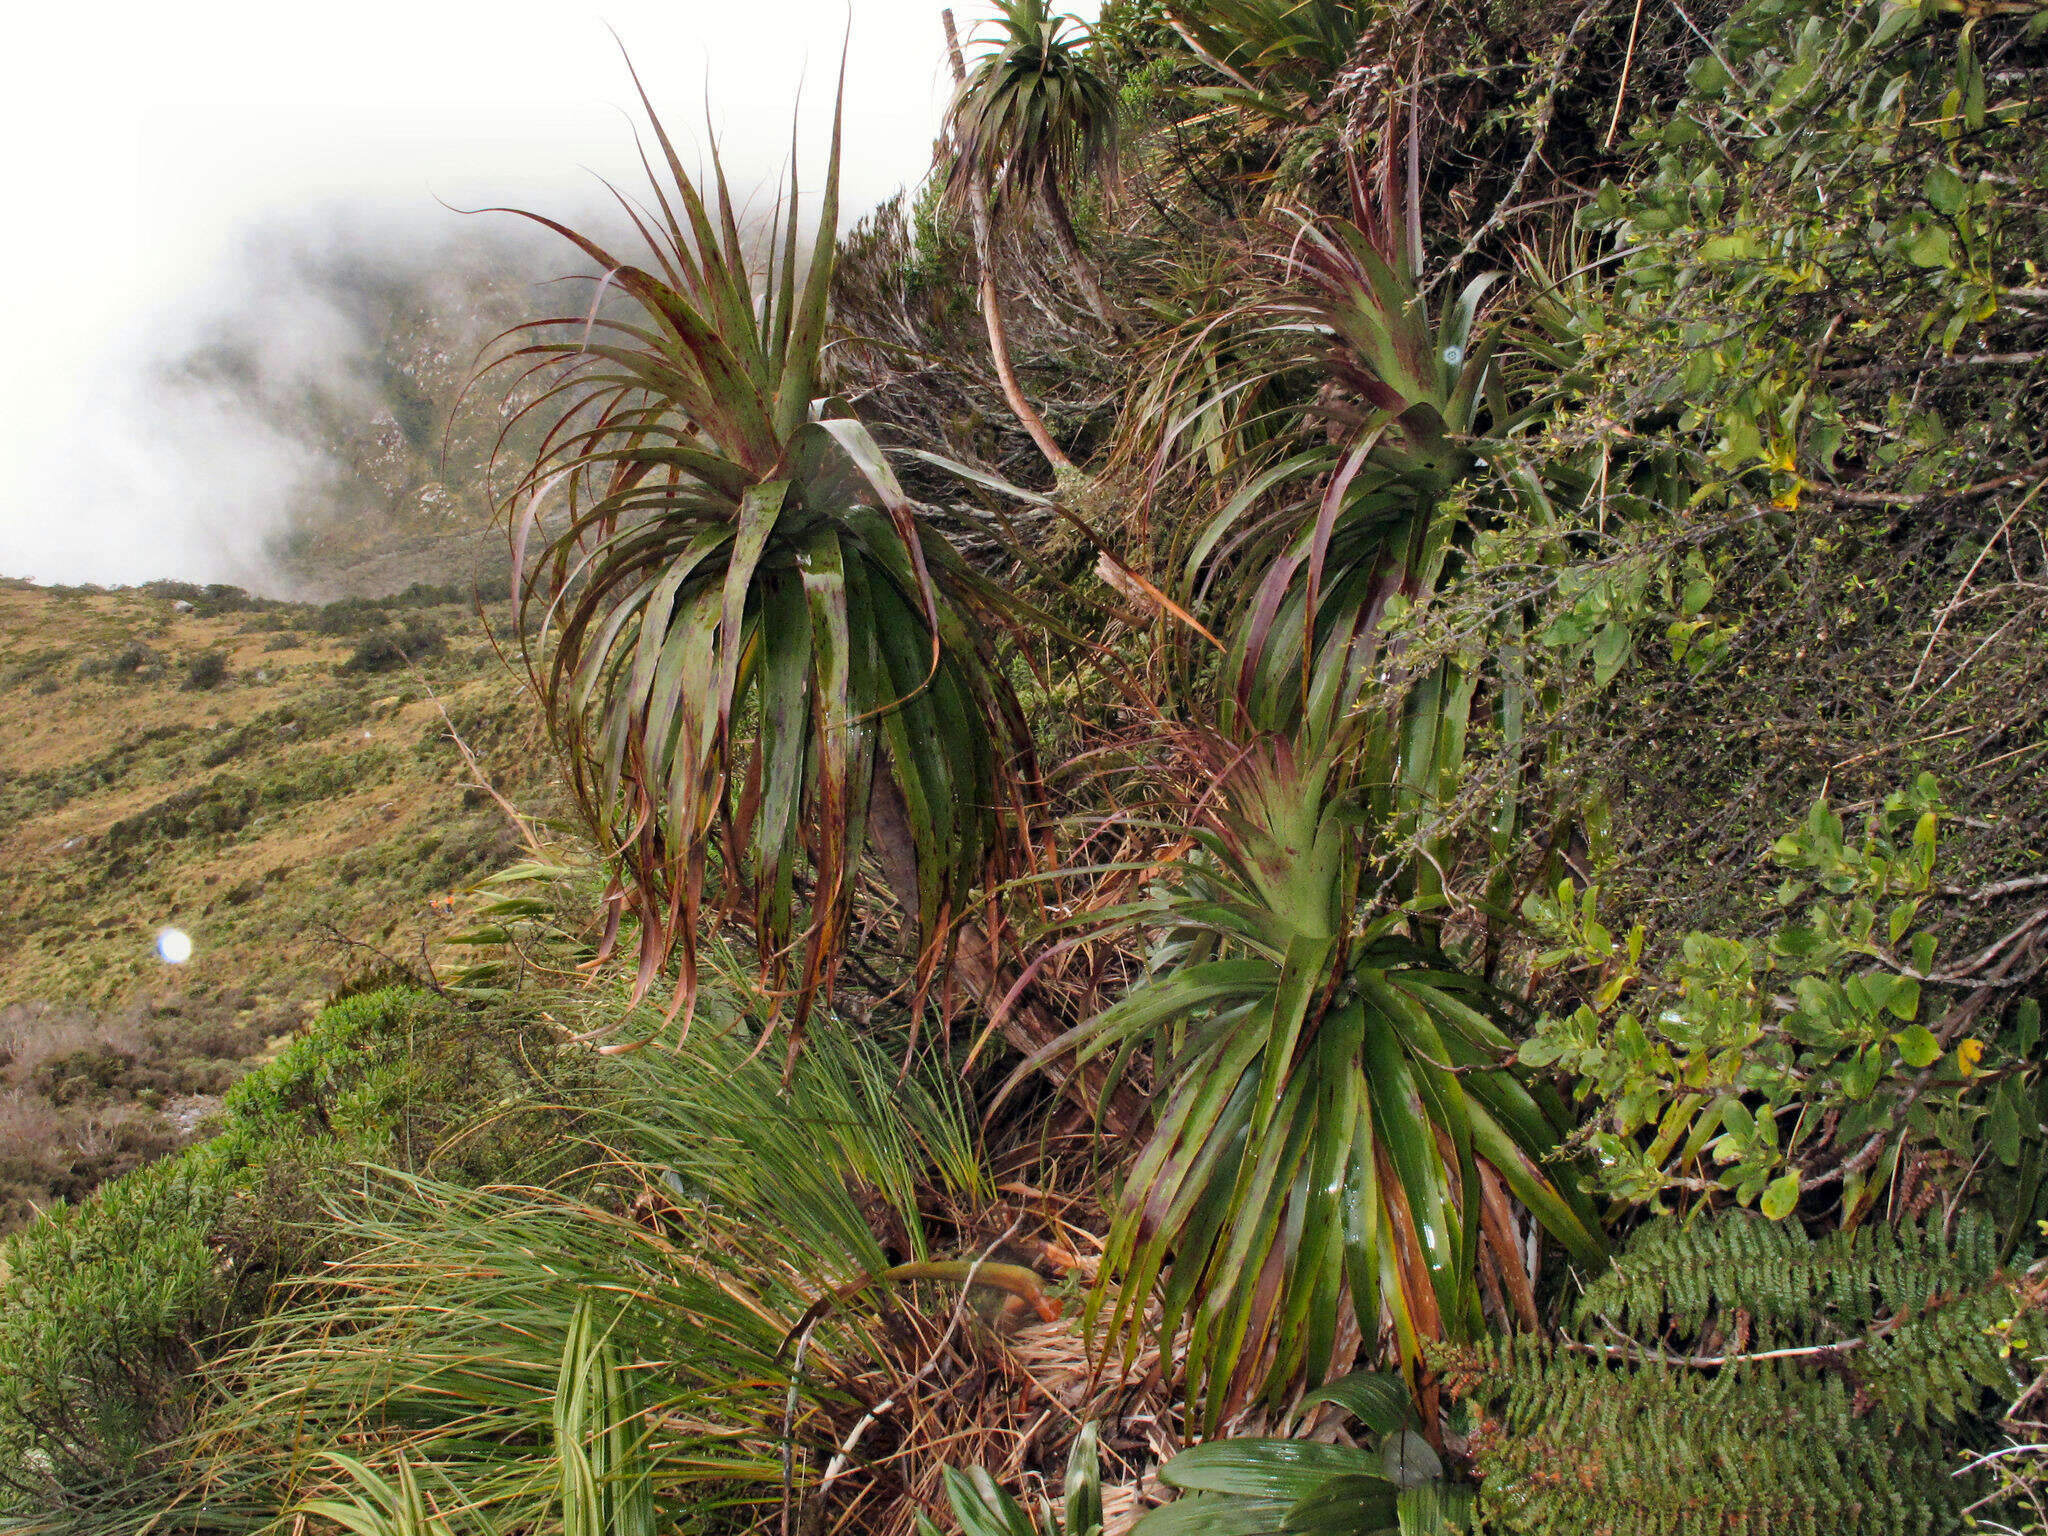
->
0;213;499;593
0;0;1042;591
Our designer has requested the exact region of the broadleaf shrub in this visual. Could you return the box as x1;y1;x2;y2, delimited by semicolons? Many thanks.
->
1521;779;2047;1221
0;987;565;1512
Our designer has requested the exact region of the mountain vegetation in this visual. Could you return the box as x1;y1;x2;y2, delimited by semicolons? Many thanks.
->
0;577;547;1223
164;229;552;600
1;0;2045;1531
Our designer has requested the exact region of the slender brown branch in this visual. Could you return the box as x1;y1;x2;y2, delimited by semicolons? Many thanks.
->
943;9;1074;475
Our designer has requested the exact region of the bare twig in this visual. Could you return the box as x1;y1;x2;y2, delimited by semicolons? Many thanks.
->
1809;462;2048;510
1908;477;2047;690
1562;1335;1867;1367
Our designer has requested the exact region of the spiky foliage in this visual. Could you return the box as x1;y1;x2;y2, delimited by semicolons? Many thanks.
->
1013;130;1602;1427
1027;726;1602;1429
1133;1370;1474;1536
1439;1211;2017;1534
945;0;1127;342
945;0;1120;220
494;80;1035;1027
1163;0;1368;113
159;993;1003;1535
1139;133;1597;934
925;1421;1106;1536
1161;151;1518;729
294;1455;471;1536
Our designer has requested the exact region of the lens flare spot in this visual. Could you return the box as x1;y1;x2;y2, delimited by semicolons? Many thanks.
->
156;927;194;965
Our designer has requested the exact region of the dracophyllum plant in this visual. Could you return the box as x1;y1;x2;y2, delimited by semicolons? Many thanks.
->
491;75;1036;1035
1020;714;1604;1431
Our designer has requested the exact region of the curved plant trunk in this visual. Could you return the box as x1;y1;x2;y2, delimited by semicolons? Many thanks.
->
944;9;1073;475
1037;180;1131;342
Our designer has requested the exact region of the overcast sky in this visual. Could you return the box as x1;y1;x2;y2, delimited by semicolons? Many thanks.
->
0;0;1062;590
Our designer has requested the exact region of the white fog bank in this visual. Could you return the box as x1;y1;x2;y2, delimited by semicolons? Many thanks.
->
0;0;1060;591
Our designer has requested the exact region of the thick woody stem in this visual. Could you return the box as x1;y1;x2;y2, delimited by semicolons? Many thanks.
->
944;8;1074;473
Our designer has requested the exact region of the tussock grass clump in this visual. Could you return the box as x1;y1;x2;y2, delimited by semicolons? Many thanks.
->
0;986;569;1517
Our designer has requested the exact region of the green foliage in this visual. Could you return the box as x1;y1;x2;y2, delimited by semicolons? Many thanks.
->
74;640;163;682
1061;127;1603;1429
1442;1210;2019;1533
0;1153;240;1503
17;0;2043;1527
336;617;446;675
1520;779;2047;1219
906;175;971;291
1132;1371;1473;1536
157;998;990;1535
295;1455;468;1536
215;986;564;1181
1580;0;2046;509
1373;0;2048;967
0;988;558;1514
1572;1209;2016;1424
946;0;1121;215
1145;138;1579;927
102;749;385;860
1048;730;1601;1427
498;79;1035;1023
926;1423;1105;1536
1160;0;1368;120
551;1298;658;1536
142;582;268;620
180;652;228;691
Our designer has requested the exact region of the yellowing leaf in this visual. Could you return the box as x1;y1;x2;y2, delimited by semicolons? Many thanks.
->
1761;1171;1801;1220
1956;1037;1986;1077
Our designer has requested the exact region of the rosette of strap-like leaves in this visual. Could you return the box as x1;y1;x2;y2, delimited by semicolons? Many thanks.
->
1166;151;1513;732
491;81;1034;1030
1019;723;1603;1429
1142;129;1547;923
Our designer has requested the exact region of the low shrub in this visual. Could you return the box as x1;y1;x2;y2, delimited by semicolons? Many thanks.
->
180;652;228;691
142;582;261;619
0;987;568;1511
75;641;162;682
0;1155;244;1501
337;618;446;675
101;751;382;860
0;649;69;692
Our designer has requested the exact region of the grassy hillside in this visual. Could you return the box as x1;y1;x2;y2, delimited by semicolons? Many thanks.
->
0;576;550;1222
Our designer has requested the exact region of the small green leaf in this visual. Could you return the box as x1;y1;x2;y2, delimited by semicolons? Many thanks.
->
1903;224;1953;268
1591;623;1632;687
1893;1025;1941;1069
1294;1372;1414;1437
1992;1085;2025;1167
2015;998;2042;1057
1379;1430;1442;1490
1925;165;1966;215
1760;1171;1801;1220
1887;903;1914;945
1698;233;1755;263
1719;1099;1755;1143
1887;977;1920;1022
1871;1;1921;45
1911;931;1938;973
